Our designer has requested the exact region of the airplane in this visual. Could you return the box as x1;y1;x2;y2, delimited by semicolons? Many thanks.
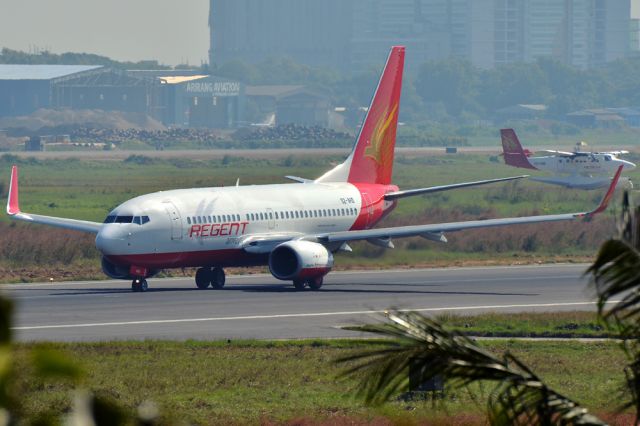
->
500;128;635;189
5;46;623;293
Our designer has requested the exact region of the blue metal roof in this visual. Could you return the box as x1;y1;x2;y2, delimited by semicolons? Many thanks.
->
0;65;103;80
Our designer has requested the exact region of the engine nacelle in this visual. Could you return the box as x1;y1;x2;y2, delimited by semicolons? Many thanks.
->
269;241;334;281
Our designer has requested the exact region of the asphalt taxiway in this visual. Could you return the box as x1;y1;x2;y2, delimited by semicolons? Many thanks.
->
4;264;600;342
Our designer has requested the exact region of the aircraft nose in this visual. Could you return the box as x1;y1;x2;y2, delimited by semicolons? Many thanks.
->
95;226;126;255
624;160;637;170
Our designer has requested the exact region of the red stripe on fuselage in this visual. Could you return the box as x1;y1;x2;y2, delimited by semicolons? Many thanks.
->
106;249;268;270
350;183;398;231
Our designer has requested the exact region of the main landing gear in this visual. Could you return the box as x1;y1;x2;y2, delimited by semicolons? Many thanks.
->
293;277;323;291
195;267;226;289
131;278;148;292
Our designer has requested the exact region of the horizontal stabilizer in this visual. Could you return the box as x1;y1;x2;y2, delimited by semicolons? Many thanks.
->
384;175;528;200
284;176;313;183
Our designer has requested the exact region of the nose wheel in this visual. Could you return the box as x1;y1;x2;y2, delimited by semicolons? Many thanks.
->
195;267;226;289
131;279;148;292
292;277;323;291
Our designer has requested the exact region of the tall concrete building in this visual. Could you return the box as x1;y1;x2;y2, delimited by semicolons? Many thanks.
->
493;0;631;68
349;0;454;71
209;0;353;69
209;0;632;72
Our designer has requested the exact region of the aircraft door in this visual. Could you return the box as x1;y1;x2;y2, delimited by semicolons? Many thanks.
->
266;208;275;230
163;201;183;240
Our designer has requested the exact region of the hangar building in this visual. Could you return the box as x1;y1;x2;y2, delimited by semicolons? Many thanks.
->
0;65;102;116
158;74;244;128
0;65;246;128
246;85;330;127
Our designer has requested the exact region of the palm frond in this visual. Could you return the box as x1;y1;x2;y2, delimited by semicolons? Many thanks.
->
587;238;640;333
587;192;640;423
337;310;606;425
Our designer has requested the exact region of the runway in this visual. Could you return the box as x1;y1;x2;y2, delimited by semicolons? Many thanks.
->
4;264;599;342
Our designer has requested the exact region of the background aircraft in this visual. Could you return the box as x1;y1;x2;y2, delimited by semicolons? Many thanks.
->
6;47;621;292
501;128;635;189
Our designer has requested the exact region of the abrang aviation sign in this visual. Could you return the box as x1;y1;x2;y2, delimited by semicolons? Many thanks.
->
185;80;241;97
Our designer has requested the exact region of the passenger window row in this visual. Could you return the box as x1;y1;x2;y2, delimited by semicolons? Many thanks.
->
104;215;150;225
187;214;240;225
246;207;357;222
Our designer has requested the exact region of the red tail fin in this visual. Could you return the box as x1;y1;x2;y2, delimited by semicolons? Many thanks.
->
500;129;537;170
316;47;404;185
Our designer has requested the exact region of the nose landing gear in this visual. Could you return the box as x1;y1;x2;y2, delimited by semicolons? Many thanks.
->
195;267;226;289
292;277;323;291
131;278;148;292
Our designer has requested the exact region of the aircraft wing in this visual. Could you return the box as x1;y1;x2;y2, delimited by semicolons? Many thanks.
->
241;232;306;254
602;150;629;156
317;165;622;245
384;175;528;200
6;166;102;234
541;150;577;157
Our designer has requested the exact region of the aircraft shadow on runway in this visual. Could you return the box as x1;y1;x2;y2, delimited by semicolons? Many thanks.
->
43;281;540;297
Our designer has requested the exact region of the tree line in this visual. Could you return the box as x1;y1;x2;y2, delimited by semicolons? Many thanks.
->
3;47;640;124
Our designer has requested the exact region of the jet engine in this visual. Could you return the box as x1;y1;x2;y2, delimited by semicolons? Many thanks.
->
268;241;334;281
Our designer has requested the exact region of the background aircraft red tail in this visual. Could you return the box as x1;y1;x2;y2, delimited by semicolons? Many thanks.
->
500;129;537;170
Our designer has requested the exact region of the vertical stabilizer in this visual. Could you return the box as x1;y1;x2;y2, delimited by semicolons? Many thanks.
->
316;46;405;185
500;129;537;170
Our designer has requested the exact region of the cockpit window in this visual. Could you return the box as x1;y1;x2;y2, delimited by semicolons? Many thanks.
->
105;215;150;225
605;155;611;161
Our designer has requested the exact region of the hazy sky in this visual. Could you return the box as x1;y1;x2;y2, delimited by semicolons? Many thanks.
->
0;0;210;66
2;0;639;66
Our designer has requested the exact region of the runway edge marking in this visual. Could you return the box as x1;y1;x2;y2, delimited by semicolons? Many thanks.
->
13;300;619;331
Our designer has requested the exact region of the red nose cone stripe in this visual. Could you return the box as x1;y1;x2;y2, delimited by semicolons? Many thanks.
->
7;165;20;215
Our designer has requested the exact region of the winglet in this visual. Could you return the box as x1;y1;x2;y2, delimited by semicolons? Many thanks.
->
6;165;20;216
583;165;623;217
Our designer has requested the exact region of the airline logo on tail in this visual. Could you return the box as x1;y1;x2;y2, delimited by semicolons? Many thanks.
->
346;46;405;185
364;103;399;169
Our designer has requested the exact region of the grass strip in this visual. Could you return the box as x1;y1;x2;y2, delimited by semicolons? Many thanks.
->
12;337;631;425
345;311;615;338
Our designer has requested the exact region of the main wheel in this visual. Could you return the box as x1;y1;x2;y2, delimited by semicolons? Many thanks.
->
307;277;323;291
293;280;306;290
195;268;212;289
211;267;225;289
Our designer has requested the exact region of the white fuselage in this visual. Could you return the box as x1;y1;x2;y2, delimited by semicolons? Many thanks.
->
95;182;392;270
529;153;635;176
